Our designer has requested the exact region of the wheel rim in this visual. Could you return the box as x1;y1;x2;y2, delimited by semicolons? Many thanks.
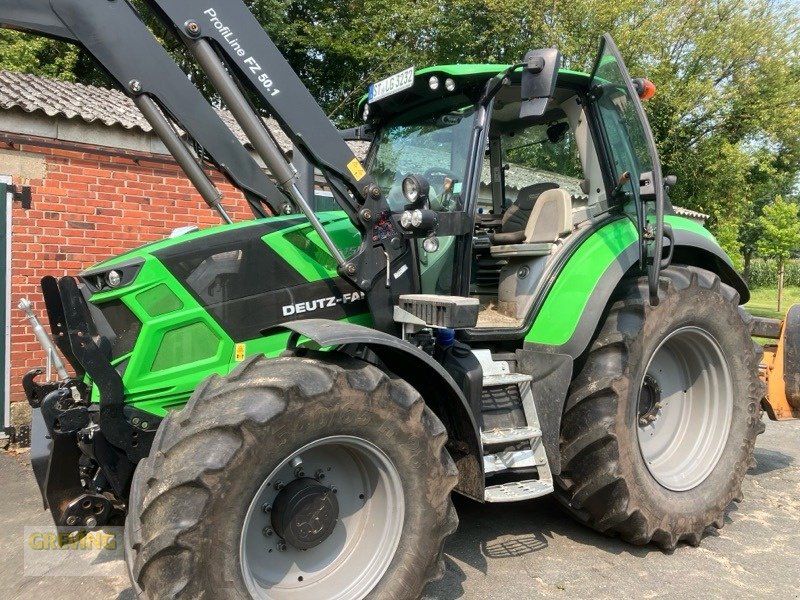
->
637;326;733;491
240;436;405;600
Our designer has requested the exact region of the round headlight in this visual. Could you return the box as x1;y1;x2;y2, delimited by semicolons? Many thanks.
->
402;177;419;203
400;210;413;229
423;236;440;253
106;270;122;288
362;103;370;121
411;209;424;228
444;78;456;92
428;75;439;91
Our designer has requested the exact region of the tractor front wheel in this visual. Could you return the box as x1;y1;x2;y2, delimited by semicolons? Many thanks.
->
125;353;458;599
556;266;764;550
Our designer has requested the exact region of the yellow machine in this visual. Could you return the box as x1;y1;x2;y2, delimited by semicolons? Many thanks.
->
758;305;800;420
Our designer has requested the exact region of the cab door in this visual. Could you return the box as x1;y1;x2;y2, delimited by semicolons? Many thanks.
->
590;33;668;304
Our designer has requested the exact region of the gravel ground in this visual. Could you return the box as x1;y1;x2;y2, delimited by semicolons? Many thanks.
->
1;419;798;600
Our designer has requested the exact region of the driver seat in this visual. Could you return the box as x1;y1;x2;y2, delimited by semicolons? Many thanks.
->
500;182;559;235
490;188;573;257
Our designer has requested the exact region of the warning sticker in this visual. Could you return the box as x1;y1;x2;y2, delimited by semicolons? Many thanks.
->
346;158;366;181
234;343;246;362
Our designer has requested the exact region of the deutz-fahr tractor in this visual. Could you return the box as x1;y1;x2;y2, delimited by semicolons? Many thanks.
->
4;0;799;598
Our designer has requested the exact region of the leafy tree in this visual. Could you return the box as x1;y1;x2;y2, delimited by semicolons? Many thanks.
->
1;0;798;263
738;149;798;282
757;196;800;310
0;30;80;80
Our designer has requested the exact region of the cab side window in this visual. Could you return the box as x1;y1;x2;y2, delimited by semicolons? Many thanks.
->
501;122;585;206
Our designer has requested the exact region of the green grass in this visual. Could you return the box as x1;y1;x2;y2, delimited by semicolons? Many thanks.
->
745;286;800;320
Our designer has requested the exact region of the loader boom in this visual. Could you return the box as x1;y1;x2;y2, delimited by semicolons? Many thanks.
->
145;0;376;212
0;0;412;311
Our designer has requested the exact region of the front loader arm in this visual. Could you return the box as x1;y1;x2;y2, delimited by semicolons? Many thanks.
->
145;0;375;211
0;0;288;219
2;0;413;308
142;0;413;301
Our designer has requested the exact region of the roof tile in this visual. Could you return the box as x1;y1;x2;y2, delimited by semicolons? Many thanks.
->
0;70;368;159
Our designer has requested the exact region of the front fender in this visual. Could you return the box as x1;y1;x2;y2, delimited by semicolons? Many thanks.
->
266;318;483;500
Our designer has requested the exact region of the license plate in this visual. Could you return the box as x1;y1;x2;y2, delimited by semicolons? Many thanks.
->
368;66;415;103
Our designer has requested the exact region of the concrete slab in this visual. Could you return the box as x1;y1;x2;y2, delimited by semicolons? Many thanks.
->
1;419;798;599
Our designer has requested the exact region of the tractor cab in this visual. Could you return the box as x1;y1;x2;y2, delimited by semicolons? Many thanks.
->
361;36;665;334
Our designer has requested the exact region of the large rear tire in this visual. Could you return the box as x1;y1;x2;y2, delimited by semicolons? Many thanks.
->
124;353;458;599
555;266;764;550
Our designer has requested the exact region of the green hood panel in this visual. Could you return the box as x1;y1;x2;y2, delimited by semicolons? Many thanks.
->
88;212;352;272
85;210;370;417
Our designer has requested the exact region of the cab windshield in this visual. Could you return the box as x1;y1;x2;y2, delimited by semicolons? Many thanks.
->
366;103;477;212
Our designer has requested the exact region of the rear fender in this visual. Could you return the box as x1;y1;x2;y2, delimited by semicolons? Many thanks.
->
521;217;755;473
525;216;750;360
669;222;749;303
267;319;483;499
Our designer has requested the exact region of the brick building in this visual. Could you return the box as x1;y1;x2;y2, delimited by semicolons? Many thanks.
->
0;70;362;437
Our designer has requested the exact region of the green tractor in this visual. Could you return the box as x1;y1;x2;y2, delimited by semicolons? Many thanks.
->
6;0;788;598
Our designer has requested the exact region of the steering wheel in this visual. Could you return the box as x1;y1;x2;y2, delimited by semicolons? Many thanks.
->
423;167;459;210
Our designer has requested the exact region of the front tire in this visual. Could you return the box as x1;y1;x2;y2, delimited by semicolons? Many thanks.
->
125;353;458;599
556;266;764;550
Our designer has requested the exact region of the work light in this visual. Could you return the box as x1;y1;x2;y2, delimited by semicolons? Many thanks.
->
402;174;430;207
423;236;440;252
106;270;122;288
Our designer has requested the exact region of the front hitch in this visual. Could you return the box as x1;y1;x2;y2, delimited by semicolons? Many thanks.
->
23;276;160;530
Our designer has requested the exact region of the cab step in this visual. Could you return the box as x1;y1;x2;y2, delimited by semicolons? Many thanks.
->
481;425;541;445
484;448;541;473
482;372;533;387
473;349;555;503
484;479;554;502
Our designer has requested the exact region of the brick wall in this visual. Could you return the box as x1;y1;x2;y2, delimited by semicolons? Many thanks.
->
5;139;259;409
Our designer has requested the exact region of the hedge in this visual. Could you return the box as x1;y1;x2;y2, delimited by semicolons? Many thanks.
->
747;259;800;288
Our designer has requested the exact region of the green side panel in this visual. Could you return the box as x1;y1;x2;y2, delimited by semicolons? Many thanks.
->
136;283;183;317
525;215;722;347
263;211;361;281
126;312;374;418
151;322;220;371
525;219;639;346
89;257;237;412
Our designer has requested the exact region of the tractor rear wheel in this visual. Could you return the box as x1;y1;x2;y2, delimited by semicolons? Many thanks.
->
556;266;764;550
124;353;458;599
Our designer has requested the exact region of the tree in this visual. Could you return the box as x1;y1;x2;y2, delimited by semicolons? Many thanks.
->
1;0;798;248
737;149;798;283
757;196;800;311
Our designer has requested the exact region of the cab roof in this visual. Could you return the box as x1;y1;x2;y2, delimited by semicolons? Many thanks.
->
358;64;591;119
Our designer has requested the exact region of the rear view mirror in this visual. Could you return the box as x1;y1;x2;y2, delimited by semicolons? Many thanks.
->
520;48;561;118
